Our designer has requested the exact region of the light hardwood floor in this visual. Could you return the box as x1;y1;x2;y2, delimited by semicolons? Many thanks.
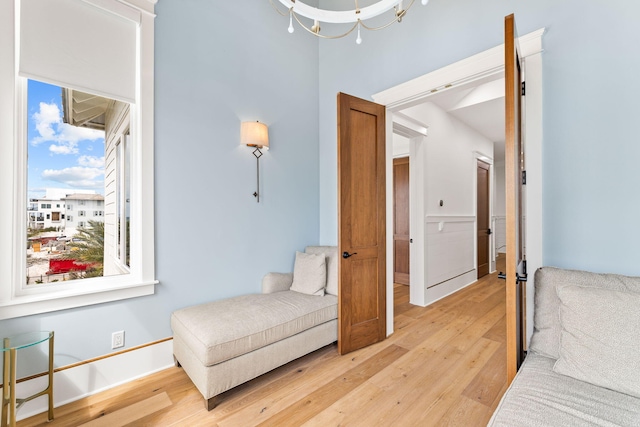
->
20;259;507;427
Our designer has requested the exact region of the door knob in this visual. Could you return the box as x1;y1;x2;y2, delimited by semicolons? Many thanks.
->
487;228;492;235
342;251;358;259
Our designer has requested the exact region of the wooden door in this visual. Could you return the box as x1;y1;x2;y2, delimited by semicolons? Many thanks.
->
505;13;527;383
337;92;387;355
393;157;410;285
476;160;490;279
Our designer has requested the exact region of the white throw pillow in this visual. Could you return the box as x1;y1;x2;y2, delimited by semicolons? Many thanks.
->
305;246;338;296
553;285;640;398
290;251;326;296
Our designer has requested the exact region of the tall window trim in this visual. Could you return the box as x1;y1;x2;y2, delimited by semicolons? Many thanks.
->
113;126;131;273
0;0;157;320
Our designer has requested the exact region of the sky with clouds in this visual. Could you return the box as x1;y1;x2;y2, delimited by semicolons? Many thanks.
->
28;79;105;199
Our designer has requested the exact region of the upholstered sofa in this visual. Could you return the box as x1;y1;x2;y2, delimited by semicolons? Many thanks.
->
488;267;640;426
171;246;338;410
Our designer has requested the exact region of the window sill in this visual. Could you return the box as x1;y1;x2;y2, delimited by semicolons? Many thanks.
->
0;280;158;320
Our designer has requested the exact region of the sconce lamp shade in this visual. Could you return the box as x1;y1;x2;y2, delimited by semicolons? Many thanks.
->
241;121;269;150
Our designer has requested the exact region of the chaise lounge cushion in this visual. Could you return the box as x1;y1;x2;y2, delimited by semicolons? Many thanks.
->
171;291;337;367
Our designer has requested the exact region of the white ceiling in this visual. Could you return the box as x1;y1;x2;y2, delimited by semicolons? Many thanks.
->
397;75;506;160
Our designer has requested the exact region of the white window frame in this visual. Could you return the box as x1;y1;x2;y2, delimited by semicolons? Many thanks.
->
0;0;157;320
115;132;131;269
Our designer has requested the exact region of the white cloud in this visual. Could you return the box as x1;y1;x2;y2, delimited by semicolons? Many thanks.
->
58;122;104;143
49;141;79;155
41;166;104;189
31;102;103;152
32;102;61;143
78;155;104;168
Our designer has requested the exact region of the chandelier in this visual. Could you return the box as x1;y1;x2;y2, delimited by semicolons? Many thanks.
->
270;0;429;44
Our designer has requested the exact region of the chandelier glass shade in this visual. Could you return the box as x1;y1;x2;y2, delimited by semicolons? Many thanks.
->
270;0;428;44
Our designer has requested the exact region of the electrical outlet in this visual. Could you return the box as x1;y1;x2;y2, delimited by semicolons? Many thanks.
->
112;331;125;349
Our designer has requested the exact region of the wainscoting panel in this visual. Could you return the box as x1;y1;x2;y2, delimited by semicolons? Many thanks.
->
494;216;506;254
423;216;476;305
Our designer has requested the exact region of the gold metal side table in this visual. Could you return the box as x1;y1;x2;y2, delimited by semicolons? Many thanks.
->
1;331;54;427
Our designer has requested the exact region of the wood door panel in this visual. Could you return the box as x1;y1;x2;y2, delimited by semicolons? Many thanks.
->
394;242;410;284
348;110;380;249
338;92;386;355
345;318;384;353
349;257;379;323
477;161;490;278
393;157;410;285
477;235;489;275
393;158;410;235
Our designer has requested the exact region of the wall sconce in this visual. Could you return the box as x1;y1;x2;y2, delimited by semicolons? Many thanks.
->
241;121;269;202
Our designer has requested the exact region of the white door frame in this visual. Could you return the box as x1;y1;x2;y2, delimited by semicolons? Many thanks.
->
375;28;545;338
391;113;429;308
473;151;495;277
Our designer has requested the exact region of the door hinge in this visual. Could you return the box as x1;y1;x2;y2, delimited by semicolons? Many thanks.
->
522;170;527;185
521;81;526;96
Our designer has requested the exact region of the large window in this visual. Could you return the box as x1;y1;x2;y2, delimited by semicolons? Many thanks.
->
0;0;157;320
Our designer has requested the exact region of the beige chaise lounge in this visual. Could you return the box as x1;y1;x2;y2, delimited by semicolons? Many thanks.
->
171;246;338;410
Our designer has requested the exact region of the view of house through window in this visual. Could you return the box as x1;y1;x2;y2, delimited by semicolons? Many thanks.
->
26;79;131;284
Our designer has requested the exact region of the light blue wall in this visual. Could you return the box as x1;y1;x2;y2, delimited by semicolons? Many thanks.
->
318;0;640;276
538;1;640;275
154;0;320;301
0;0;320;363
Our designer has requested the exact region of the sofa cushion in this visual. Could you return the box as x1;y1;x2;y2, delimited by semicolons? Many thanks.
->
290;251;326;296
171;291;337;366
305;246;338;296
488;353;640;427
554;285;640;398
530;267;640;359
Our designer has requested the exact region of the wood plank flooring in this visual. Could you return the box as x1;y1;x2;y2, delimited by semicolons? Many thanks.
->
19;259;506;427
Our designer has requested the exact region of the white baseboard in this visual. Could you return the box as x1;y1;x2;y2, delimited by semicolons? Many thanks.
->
425;270;477;306
10;339;174;422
